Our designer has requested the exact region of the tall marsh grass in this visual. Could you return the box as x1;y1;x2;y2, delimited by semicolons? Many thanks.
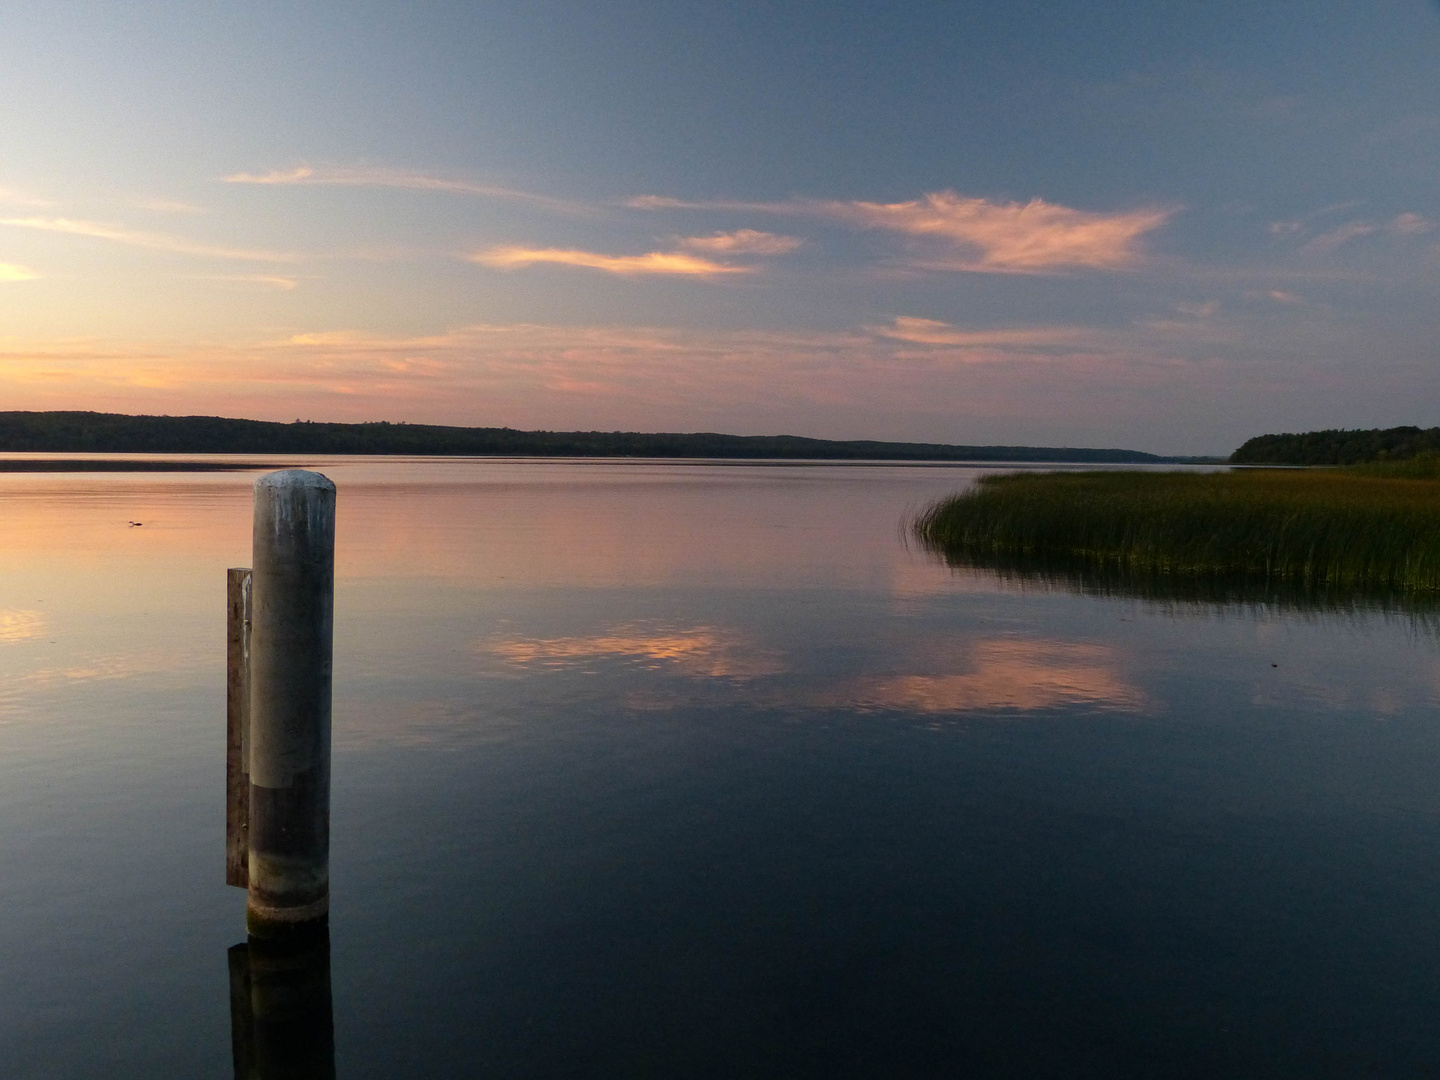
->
914;468;1440;598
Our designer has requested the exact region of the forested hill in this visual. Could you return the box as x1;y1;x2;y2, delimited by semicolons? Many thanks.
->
0;410;1166;463
1231;426;1440;465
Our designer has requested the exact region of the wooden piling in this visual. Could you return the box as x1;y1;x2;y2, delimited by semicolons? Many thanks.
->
246;469;336;937
227;568;253;888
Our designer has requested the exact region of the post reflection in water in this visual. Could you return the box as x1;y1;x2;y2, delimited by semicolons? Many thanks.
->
227;930;336;1080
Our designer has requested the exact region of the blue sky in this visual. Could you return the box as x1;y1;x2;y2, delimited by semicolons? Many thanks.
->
1;0;1439;452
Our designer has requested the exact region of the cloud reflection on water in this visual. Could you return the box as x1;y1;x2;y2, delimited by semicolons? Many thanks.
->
485;623;1145;719
836;637;1146;714
487;624;786;680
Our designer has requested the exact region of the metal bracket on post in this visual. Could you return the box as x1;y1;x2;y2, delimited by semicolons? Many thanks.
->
227;567;253;888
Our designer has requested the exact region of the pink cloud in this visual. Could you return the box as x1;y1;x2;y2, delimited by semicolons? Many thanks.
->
871;316;1093;349
678;230;802;255
628;189;1171;273
1390;213;1434;237
810;191;1172;271
470;246;748;276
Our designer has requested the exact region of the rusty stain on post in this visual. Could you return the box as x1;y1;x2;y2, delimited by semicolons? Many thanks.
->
227;567;253;888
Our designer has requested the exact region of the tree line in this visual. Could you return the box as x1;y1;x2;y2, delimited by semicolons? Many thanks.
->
1231;427;1440;465
0;411;1166;462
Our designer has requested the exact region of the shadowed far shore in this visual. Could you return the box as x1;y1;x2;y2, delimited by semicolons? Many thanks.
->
0;458;270;472
0;410;1206;463
915;467;1440;614
1232;425;1440;465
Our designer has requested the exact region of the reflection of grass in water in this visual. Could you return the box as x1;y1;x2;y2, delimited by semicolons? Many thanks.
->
914;467;1440;614
931;550;1440;627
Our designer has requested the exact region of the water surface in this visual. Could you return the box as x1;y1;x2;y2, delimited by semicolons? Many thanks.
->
2;458;1439;1078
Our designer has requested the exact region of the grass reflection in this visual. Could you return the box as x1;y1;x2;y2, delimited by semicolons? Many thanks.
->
917;543;1440;625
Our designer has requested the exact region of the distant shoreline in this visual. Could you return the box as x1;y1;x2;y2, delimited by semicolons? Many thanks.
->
0;410;1209;464
0;455;1222;473
0;458;267;472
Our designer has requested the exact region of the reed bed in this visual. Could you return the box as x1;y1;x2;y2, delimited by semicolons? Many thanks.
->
914;467;1440;596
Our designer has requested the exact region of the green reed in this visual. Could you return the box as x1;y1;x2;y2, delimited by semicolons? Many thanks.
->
914;467;1440;596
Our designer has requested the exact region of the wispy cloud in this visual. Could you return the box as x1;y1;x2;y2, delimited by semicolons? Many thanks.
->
1278;206;1431;257
187;273;299;289
1251;289;1305;305
630;189;1172;272
0;262;39;282
1390;212;1434;237
218;172;1167;272
222;165;588;214
871;316;1093;349
678;229;802;255
133;198;206;215
1268;200;1367;237
626;195;778;212
0;217;291;262
813;191;1172;271
0;609;46;642
1300;221;1379;256
0;186;55;209
470;245;749;277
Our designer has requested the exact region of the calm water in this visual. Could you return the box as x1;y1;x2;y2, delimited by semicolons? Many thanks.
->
3;458;1440;1078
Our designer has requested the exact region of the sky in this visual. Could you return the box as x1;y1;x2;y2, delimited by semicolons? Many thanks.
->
2;0;1439;453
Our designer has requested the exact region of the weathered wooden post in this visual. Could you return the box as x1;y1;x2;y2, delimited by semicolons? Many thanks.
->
226;568;253;887
241;469;336;938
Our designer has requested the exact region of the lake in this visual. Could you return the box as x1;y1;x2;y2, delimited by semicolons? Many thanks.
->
3;457;1439;1078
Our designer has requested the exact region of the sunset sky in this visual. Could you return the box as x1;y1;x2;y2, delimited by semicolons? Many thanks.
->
2;0;1439;453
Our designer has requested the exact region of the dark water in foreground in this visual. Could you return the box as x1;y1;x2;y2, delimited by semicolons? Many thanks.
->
2;458;1439;1078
